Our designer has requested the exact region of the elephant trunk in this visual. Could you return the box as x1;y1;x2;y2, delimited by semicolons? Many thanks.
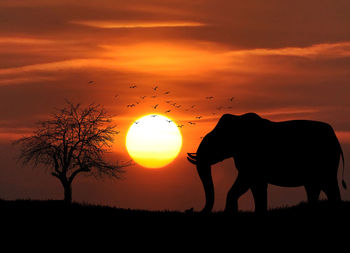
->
197;164;214;213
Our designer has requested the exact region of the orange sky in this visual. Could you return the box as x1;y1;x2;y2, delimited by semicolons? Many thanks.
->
0;0;350;211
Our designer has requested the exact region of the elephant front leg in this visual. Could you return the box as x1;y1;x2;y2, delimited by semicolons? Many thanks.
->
225;174;250;213
251;183;268;214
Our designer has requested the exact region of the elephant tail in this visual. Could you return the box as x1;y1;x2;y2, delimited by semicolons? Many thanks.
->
339;142;347;190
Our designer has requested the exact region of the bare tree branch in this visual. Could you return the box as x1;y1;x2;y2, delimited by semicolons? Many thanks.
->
13;100;131;203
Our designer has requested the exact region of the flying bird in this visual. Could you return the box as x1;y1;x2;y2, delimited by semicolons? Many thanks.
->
171;103;176;106
151;95;157;98
140;96;146;99
151;114;157;117
176;105;181;108
127;104;135;107
188;121;196;125
153;86;158;91
166;120;172;123
196;116;203;119
229;97;235;101
185;105;195;111
152;104;159;110
165;110;171;113
164;91;170;94
206;96;214;100
129;85;137;88
165;100;172;104
134;121;140;124
177;124;184;128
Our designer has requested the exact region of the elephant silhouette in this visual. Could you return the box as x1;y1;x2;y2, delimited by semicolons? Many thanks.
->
187;113;346;214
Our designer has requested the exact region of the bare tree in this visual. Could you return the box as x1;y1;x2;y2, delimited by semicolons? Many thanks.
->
14;101;131;203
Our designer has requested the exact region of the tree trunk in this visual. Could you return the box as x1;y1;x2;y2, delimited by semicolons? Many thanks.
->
63;183;72;204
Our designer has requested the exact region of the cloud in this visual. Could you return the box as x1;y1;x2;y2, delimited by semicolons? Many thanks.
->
1;40;350;87
0;76;56;87
228;42;350;59
258;107;320;117
70;20;206;29
0;37;55;45
0;59;117;76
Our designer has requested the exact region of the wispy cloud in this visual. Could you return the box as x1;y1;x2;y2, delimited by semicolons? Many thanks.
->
0;37;55;45
0;59;117;76
258;107;320;117
70;20;206;29
2;41;350;84
0;76;56;86
228;42;350;59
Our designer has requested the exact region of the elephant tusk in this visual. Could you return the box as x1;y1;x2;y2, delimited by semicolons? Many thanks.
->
187;153;197;160
187;157;197;165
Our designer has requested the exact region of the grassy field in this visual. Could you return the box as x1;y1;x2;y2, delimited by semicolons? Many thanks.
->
1;199;349;245
2;199;350;223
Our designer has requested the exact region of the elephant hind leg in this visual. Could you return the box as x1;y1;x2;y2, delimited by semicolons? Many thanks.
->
305;185;321;204
322;178;341;203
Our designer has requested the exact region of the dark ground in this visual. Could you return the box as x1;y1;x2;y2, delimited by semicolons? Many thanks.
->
1;199;349;247
2;199;350;226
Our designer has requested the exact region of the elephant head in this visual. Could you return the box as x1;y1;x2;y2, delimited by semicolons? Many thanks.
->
187;131;234;213
187;139;215;213
187;113;266;213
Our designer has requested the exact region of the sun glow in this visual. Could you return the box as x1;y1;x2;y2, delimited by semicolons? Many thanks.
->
125;114;182;169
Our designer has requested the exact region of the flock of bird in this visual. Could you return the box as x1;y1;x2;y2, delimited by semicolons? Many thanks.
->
88;80;235;132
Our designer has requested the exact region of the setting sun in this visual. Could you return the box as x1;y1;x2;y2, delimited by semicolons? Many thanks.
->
125;114;182;169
